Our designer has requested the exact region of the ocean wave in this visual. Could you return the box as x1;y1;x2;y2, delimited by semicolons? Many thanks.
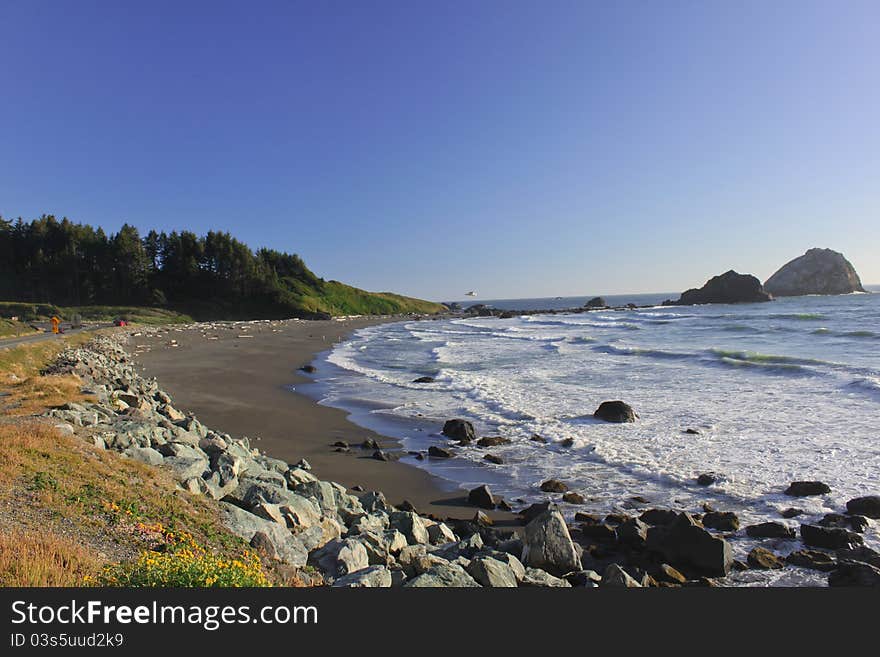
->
842;330;879;339
592;344;692;360
768;313;826;321
844;377;880;400
707;348;834;368
715;356;813;376
720;324;761;333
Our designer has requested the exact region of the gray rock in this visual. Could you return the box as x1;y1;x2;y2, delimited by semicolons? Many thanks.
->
593;400;637;423
521;567;572;587
404;563;481;588
312;538;370;579
522;507;581;576
441;418;476;443
122;446;164;466
163;455;209;482
360;491;388;513
764;248;865;297
745;522;796;539
828;560;880;587
331;565;392;588
601;563;642;587
846;495;880;519
800;524;863;550
426;521;457;545
466;556;518;587
388;511;430;545
646;512;733;576
785;481;831;497
702;511;740;532
219;502;308;566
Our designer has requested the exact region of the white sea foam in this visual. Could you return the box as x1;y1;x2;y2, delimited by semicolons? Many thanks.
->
311;293;880;576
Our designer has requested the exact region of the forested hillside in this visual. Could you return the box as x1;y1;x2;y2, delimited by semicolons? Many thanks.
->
0;215;444;319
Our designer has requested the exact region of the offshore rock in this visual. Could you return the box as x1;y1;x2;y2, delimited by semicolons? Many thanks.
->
764;248;865;297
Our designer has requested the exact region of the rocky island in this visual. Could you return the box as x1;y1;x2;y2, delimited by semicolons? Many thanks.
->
665;270;773;306
764;248;866;297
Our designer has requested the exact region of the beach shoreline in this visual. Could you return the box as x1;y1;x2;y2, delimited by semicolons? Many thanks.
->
130;316;513;522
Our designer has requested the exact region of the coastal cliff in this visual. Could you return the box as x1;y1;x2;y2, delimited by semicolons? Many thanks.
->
764;248;866;297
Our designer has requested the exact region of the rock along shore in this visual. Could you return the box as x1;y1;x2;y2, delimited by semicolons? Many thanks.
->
41;331;880;587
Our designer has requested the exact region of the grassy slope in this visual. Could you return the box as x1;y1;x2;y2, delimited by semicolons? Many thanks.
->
0;302;192;325
0;334;296;586
0;318;39;339
1;287;444;323
293;280;446;316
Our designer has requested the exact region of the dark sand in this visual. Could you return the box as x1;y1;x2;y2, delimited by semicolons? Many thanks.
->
131;317;515;522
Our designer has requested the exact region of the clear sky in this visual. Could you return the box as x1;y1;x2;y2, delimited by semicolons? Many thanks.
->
1;1;877;301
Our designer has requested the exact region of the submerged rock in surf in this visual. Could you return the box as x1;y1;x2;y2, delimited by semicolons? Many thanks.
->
442;418;476;443
593;400;638;423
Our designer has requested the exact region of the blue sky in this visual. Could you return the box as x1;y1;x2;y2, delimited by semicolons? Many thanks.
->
1;1;877;301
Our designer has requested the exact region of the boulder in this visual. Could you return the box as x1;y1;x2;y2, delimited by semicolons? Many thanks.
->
584;297;606;308
122;446;164;466
404;563;481;588
484;454;504;465
670;270;772;305
747;547;784;570
219;502;308;566
696;473;717;486
388;511;430;545
593;400;637;423
702;511;740;532
745;522;796;539
617;518;649;548
639;509;679;526
601;563;642;587
785;481;831;497
476;436;511;447
764;248;865;297
467;485;496;510
828;561;880;587
521;567;572;587
846;495;880;519
785;549;837;572
836;546;880;569
646;512;733;576
540;479;569;493
562;492;585;505
426;522;457;545
428;446;454;458
412;376;435;384
800;524;863;550
331;565;392;588
466;556;518;588
163;455;209;482
522;507;581;576
442;419;476;443
312;538;370;579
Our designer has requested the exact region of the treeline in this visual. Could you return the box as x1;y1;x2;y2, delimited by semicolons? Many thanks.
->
0;215;442;319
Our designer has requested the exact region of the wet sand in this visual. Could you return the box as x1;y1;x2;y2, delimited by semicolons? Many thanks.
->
130;317;514;522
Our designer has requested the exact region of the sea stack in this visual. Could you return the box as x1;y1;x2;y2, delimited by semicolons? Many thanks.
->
764;248;866;297
667;270;772;306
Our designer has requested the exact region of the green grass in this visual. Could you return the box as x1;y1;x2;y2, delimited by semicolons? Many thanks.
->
0;318;39;338
0;302;191;325
293;280;446;316
0;286;443;324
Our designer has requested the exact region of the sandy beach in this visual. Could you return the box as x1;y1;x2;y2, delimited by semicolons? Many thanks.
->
130;317;513;521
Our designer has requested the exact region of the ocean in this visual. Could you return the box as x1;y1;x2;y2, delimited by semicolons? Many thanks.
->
302;287;880;585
